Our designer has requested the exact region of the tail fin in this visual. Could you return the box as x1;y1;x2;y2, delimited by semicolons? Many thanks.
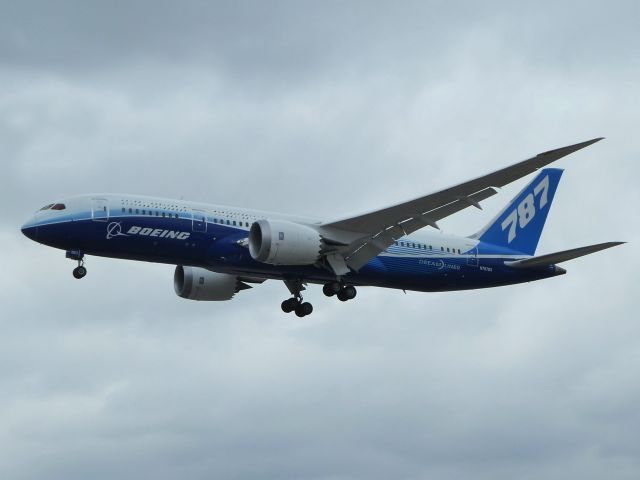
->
471;168;563;255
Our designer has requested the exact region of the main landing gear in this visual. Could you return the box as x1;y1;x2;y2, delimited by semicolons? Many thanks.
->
281;280;358;317
66;250;87;279
281;279;314;317
323;281;357;302
281;297;314;317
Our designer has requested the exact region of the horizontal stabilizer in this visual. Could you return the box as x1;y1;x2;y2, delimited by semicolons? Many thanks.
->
505;242;625;268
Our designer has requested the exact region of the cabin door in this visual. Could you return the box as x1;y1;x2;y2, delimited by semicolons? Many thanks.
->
91;198;109;222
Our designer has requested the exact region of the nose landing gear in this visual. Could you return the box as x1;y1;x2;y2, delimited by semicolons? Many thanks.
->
66;250;87;279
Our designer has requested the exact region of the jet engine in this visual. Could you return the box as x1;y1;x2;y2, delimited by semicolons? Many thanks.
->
248;219;322;265
174;266;250;301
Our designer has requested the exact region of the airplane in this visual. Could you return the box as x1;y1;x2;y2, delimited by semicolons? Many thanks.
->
21;138;623;317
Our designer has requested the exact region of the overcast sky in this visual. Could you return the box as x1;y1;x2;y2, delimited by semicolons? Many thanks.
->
1;1;639;479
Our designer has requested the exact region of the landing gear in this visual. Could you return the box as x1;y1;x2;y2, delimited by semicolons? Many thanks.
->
282;279;313;317
281;296;314;317
323;282;357;302
281;280;357;316
66;250;87;279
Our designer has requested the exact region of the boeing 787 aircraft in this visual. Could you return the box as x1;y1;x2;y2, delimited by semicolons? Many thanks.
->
22;138;623;316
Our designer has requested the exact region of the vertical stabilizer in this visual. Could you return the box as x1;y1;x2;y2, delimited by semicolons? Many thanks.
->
471;168;563;255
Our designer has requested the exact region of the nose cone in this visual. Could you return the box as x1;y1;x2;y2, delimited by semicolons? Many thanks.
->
21;222;39;241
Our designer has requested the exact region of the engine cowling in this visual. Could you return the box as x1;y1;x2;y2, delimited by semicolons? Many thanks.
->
174;266;247;301
248;219;321;265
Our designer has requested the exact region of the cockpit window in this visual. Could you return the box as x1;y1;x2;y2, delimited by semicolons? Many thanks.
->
51;203;66;210
39;204;54;211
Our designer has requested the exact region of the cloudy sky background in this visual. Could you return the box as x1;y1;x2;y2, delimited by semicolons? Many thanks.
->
1;1;639;479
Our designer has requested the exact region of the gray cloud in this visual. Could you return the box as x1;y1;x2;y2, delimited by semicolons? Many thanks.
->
1;1;639;479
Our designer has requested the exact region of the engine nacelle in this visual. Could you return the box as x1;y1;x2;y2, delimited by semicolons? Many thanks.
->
248;219;321;265
174;266;246;301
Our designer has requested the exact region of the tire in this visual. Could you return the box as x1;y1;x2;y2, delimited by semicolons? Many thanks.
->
323;282;340;297
337;290;349;302
295;305;306;317
344;285;357;299
281;298;298;313
281;300;293;313
73;266;87;279
301;302;313;316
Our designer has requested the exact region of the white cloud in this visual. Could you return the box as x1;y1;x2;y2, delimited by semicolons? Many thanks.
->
1;2;639;479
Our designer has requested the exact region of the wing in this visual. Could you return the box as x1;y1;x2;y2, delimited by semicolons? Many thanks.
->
319;138;604;273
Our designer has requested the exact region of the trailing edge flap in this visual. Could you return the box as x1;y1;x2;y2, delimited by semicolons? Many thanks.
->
504;242;625;268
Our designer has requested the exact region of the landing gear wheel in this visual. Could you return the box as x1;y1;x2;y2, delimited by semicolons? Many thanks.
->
337;285;357;301
281;298;299;313
343;285;357;300
73;265;87;279
323;282;341;297
295;302;313;317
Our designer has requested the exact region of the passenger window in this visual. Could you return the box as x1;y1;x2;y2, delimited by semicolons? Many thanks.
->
441;246;444;251
142;210;146;215
162;212;165;217
121;208;125;213
136;209;140;214
233;221;236;226
128;208;132;214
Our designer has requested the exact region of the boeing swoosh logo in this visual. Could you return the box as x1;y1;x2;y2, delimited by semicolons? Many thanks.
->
106;222;129;240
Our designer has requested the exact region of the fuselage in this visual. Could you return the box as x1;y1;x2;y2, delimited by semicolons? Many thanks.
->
21;194;563;292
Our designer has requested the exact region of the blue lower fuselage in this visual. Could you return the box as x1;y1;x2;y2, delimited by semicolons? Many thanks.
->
24;210;561;292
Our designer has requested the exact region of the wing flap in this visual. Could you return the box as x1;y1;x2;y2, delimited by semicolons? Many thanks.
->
505;242;625;268
342;187;499;270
